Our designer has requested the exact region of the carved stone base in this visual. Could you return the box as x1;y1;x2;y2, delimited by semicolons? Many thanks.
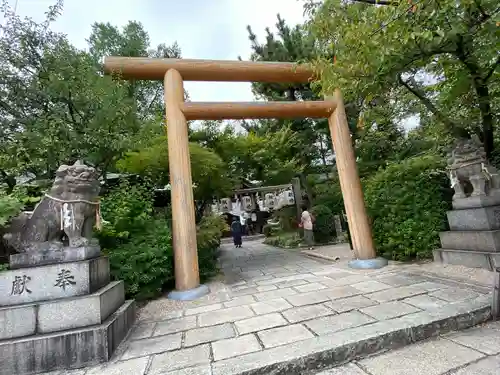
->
0;300;135;375
0;257;109;307
9;245;101;269
0;281;125;340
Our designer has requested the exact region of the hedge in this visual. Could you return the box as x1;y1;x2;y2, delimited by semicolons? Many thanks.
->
97;182;225;300
364;154;452;261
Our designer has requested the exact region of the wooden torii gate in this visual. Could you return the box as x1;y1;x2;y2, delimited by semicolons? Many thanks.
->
104;57;387;300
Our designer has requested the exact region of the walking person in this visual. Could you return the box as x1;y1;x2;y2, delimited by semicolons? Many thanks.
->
231;216;243;248
300;204;315;250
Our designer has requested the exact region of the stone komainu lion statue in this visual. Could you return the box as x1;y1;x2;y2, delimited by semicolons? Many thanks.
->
4;161;101;253
447;136;500;200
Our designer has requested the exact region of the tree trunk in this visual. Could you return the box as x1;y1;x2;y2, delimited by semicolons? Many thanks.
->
472;79;494;159
455;34;495;158
319;135;328;168
299;172;314;207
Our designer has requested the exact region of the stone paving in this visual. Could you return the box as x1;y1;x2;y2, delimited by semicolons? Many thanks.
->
315;321;500;375
46;241;493;375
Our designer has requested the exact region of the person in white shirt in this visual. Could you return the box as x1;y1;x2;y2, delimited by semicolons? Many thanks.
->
240;213;247;235
300;204;314;250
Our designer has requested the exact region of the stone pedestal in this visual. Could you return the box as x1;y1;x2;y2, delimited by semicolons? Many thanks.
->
0;248;135;375
434;196;500;271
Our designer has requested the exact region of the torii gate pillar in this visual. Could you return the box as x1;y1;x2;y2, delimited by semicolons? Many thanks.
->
164;69;208;300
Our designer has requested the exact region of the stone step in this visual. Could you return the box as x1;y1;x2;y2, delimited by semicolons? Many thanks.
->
0;280;125;340
433;248;500;271
0;256;110;307
0;299;135;375
439;230;500;252
209;296;491;375
447;205;500;231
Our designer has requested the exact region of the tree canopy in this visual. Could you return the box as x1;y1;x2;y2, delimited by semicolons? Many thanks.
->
0;0;498;227
306;0;499;157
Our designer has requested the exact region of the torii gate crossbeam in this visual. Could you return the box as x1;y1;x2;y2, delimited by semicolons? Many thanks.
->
104;57;387;300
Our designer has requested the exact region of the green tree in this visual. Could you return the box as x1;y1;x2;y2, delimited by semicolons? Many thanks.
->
190;121;304;186
0;1;184;186
306;0;499;157
245;16;329;199
116;136;233;220
87;21;182;119
0;1;144;185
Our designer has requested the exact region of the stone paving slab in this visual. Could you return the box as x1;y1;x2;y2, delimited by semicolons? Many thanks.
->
324;295;378;313
449;354;500;375
304;310;376;335
358;338;485;375
235;312;287;334
445;321;500;355
401;294;449;310
248;297;292;315
121;332;182;360
257;323;314;348
184;323;235;347
153;315;197;336
212;334;262;361
51;241;495;375
282;303;333;323
359;301;421;320
148;344;210;374
316;363;368;375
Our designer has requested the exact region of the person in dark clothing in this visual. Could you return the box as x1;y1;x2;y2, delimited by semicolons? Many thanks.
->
231;217;243;248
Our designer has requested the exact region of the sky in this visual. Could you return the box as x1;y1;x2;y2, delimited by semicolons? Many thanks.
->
6;0;307;103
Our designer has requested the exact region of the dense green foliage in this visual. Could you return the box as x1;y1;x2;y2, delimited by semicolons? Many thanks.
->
310;204;335;244
0;195;23;227
263;232;302;248
312;179;344;216
197;215;229;280
364;155;453;261
1;0;499;280
307;0;499;157
97;182;225;299
107;217;174;300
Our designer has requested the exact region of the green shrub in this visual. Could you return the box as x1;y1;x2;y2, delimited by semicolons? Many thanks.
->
312;178;344;215
264;232;302;248
272;206;299;231
197;228;221;281
364;154;452;261
197;214;227;281
263;223;283;238
0;195;23;227
311;204;335;243
0;263;8;272
98;184;224;300
198;214;228;234
96;181;154;249
106;218;174;300
9;185;44;211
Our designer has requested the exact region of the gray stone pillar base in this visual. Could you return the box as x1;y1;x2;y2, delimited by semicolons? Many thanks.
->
348;257;388;269
167;284;210;301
